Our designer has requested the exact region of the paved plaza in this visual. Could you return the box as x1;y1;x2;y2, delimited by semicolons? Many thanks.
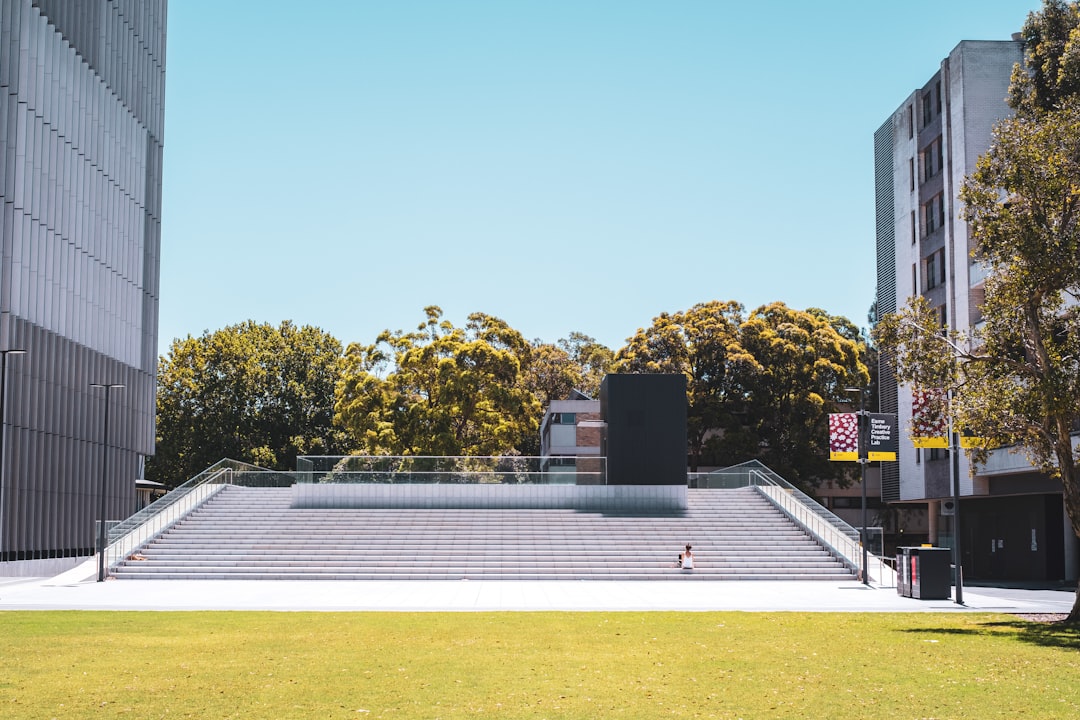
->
0;574;1074;613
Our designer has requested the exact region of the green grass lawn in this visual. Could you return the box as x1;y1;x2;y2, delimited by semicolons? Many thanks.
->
1;611;1078;719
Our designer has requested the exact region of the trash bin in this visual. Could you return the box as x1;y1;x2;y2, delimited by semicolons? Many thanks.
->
897;546;951;600
896;548;911;597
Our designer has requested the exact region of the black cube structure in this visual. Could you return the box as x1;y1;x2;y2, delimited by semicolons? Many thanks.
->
600;374;687;486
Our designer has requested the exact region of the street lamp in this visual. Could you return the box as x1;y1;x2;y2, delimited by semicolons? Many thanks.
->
0;349;27;558
90;382;124;582
844;386;870;586
946;389;964;606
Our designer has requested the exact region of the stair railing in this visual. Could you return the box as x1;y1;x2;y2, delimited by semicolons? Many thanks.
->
103;467;232;571
104;459;292;573
690;461;897;587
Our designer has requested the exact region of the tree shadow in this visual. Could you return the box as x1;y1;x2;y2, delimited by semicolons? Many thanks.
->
901;618;1080;650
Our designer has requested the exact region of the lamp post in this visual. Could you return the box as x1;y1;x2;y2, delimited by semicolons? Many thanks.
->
90;382;124;582
844;386;870;586
947;389;964;606
0;349;27;558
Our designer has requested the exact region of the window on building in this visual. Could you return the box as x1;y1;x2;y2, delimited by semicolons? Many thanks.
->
908;105;914;138
909;158;915;191
554;413;576;425
925;249;946;290
911;211;916;244
922;91;932;127
912;263;917;293
935;80;942;115
920;138;943;183
924;194;946;234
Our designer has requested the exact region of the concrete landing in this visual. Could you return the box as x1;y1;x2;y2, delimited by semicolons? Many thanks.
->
0;575;1074;613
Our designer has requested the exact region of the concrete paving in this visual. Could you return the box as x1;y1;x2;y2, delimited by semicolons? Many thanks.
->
0;574;1075;613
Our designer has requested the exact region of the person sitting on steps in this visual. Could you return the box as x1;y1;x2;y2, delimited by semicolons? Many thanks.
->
678;543;694;570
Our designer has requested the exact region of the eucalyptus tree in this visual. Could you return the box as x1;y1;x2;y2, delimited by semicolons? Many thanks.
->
335;307;541;456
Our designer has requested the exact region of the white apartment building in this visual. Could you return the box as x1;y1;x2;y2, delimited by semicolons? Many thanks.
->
875;38;1079;583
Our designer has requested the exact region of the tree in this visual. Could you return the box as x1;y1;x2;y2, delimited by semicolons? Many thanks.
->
614;301;752;471
737;303;869;488
521;341;582;409
520;333;615;407
615;301;869;483
557;332;615;398
877;0;1080;621
1009;0;1080;116
335;307;541;456
149;321;349;486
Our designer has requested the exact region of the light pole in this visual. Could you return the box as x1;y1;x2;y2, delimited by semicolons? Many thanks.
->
0;349;27;558
90;382;124;582
845;386;870;586
947;389;964;605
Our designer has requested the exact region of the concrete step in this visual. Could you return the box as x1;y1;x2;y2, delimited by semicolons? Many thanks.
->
113;485;855;582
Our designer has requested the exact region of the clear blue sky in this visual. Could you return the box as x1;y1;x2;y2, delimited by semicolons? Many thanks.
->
160;0;1042;355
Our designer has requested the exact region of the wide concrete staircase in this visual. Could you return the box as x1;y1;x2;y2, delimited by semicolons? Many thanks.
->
110;485;855;581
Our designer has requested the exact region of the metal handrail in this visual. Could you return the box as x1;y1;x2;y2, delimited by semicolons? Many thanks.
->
104;459;292;572
108;468;227;542
295;455;607;485
293;470;606;484
689;461;897;587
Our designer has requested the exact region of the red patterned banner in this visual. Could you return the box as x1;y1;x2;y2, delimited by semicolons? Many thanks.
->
911;389;947;448
829;413;859;461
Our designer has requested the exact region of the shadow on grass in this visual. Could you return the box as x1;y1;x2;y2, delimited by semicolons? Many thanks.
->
902;619;1080;650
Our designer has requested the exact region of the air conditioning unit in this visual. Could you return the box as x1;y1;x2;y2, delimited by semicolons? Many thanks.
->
941;499;956;516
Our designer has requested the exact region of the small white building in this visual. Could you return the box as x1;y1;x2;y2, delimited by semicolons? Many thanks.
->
539;390;604;478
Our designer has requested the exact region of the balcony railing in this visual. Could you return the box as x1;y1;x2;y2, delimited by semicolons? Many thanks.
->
295;455;607;485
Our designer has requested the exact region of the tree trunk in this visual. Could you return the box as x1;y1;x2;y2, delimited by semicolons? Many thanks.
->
1052;420;1080;623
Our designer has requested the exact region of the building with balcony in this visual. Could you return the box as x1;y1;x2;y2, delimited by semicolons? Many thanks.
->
539;389;603;480
874;38;1079;583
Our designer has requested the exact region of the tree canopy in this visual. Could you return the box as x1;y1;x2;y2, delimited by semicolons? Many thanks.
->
614;300;752;472
739;303;870;487
334;307;542;456
1010;0;1080;116
149;321;349;486
615;300;869;483
151;303;867;493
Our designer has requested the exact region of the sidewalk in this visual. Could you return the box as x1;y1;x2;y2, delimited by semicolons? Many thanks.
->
1;575;1075;613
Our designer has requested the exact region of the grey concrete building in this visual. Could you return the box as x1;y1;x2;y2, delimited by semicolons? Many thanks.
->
0;0;166;569
875;38;1079;583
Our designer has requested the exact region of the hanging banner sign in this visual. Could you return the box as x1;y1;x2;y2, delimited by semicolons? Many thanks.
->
911;389;947;448
959;429;990;449
867;413;899;461
828;413;859;461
